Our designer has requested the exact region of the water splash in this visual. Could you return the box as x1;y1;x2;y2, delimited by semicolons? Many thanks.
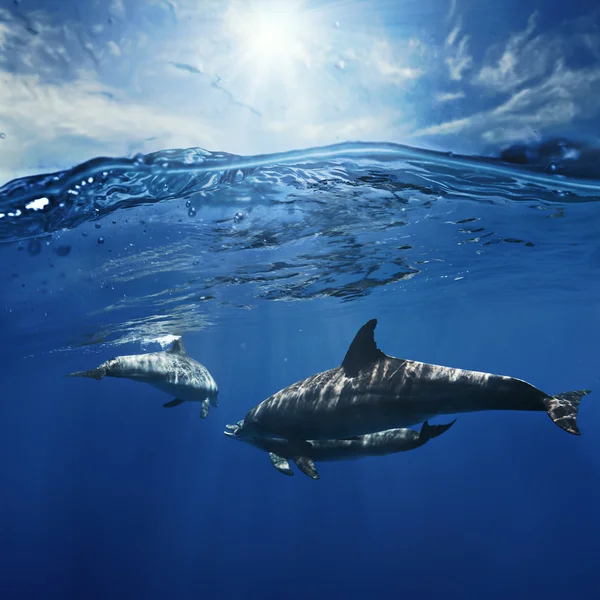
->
140;334;182;351
2;141;600;244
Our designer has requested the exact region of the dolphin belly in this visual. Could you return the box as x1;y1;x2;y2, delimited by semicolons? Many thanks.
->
307;429;423;462
149;381;211;402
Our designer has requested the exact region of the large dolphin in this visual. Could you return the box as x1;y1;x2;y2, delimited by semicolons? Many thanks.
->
69;338;219;418
232;319;591;442
224;419;456;480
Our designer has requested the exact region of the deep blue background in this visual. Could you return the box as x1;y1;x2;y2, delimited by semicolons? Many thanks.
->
2;292;599;599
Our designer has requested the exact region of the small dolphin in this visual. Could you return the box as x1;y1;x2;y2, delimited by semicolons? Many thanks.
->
224;419;456;480
69;338;218;418
233;319;591;442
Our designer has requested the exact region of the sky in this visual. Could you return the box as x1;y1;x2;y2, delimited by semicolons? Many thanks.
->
1;0;600;182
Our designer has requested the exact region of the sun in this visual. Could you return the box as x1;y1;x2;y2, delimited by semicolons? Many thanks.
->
225;0;313;76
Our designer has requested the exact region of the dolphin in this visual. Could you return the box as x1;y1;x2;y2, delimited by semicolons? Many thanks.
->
232;319;591;442
224;419;456;480
69;338;219;418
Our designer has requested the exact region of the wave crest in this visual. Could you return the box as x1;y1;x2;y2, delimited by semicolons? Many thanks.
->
2;140;600;244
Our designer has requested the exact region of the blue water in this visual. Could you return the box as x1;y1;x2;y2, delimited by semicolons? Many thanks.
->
1;138;600;599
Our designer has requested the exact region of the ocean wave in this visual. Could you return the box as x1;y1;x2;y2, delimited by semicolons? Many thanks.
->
2;140;600;245
2;140;600;354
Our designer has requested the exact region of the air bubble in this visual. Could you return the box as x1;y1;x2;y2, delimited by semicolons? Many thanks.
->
188;206;197;217
233;211;244;223
97;237;105;245
54;245;72;257
27;239;42;256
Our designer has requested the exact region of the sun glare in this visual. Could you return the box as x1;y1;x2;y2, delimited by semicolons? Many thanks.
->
225;1;312;75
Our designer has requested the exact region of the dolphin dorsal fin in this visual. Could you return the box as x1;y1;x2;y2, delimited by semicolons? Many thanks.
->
341;319;386;377
167;338;186;355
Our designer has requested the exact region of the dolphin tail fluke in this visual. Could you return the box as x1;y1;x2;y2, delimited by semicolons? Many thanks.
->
543;389;591;435
68;366;106;380
420;419;456;442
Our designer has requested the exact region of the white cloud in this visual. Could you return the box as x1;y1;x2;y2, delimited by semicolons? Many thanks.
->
413;10;600;147
435;91;465;103
444;17;472;81
0;70;219;174
475;11;545;92
0;0;434;182
367;40;424;83
413;116;474;137
264;111;405;145
3;0;597;172
107;41;122;56
446;24;461;47
109;0;126;19
0;16;11;50
414;60;600;144
447;0;458;23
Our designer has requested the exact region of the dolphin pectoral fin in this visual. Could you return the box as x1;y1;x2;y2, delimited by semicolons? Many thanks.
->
269;453;294;476
162;398;185;408
294;457;320;480
200;398;210;419
341;319;386;377
419;419;457;443
543;389;592;435
68;367;106;380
